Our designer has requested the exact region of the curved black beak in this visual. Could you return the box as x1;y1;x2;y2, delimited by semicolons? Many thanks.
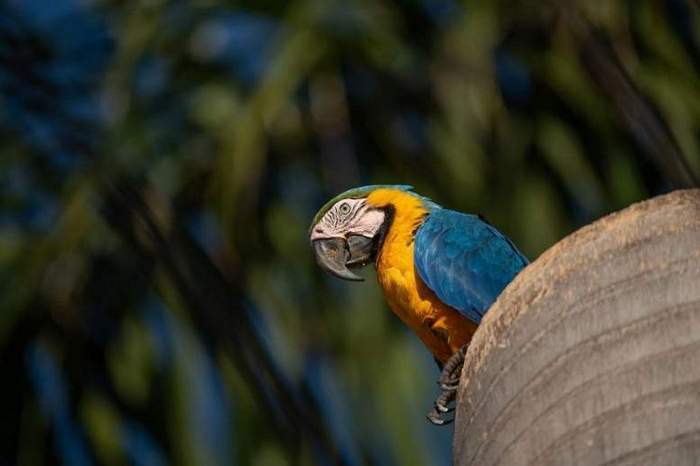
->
312;235;375;282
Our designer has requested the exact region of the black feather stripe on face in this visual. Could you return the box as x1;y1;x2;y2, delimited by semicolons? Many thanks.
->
373;204;395;267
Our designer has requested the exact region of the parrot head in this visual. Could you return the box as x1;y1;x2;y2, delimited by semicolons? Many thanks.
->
309;184;414;281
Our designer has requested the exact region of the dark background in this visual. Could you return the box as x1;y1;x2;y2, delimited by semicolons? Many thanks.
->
1;1;699;465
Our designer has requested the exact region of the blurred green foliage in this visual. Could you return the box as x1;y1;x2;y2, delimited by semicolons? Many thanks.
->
1;0;699;465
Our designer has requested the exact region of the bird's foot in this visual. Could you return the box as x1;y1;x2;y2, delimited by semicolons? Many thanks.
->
427;345;467;426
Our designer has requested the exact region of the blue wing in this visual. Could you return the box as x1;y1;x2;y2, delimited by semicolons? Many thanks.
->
414;209;528;324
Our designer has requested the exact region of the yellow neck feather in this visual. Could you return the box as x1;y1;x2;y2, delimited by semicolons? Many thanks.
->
365;189;428;260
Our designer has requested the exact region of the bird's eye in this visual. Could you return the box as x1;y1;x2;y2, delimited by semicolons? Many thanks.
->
339;202;351;215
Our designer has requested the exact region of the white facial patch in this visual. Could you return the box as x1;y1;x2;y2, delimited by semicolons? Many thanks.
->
310;198;385;241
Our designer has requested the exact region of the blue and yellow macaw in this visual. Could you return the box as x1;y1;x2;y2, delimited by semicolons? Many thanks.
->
309;185;528;424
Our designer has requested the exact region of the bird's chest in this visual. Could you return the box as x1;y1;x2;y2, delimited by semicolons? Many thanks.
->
376;239;476;362
377;261;433;326
376;238;426;311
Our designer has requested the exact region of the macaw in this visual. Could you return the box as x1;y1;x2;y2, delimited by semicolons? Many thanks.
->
309;185;528;424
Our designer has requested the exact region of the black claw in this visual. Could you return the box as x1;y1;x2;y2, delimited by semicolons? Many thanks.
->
426;412;444;425
435;401;449;413
426;408;453;426
435;403;454;414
